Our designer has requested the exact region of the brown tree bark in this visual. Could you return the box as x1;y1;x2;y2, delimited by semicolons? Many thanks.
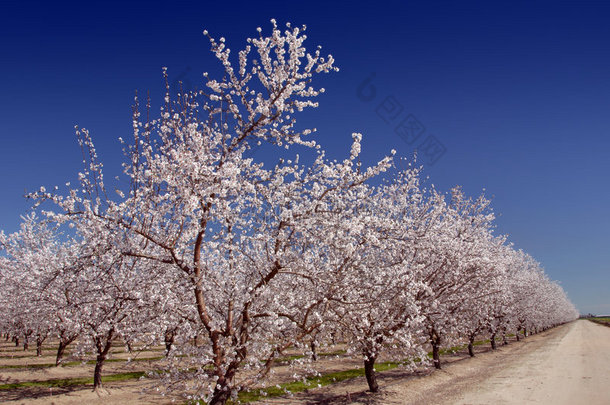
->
36;335;45;356
209;362;241;405
93;357;105;389
490;332;497;350
209;388;232;405
93;328;115;390
164;327;176;357
56;341;68;366
310;340;318;361
55;334;78;366
364;355;379;392
432;342;441;369
468;335;475;357
430;332;442;369
23;329;33;351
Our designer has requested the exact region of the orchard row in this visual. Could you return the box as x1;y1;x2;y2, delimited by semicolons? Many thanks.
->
0;21;577;404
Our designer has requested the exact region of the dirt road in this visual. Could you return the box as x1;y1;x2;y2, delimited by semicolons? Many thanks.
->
442;319;610;405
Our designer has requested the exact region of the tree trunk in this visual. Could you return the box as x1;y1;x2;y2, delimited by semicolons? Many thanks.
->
14;337;19;347
430;333;442;369
23;330;33;351
432;342;441;369
468;335;475;357
516;329;520;341
310;340;318;362
93;356;104;389
56;341;68;366
490;333;497;350
36;336;44;356
209;364;240;405
55;334;78;366
93;348;110;389
209;387;232;405
363;355;379;392
93;330;115;390
164;328;175;357
502;333;508;345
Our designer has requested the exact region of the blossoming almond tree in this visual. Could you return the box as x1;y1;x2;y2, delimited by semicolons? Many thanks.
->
457;241;512;356
65;221;164;390
32;21;395;404
0;215;83;360
410;187;504;369
321;165;433;392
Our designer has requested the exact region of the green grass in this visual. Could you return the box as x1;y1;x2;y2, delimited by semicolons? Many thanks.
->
588;317;610;327
0;371;147;391
231;360;403;404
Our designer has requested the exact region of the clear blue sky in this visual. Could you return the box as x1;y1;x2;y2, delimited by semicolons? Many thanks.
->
1;1;609;314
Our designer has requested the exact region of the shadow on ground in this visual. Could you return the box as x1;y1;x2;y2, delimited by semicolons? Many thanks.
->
0;384;87;402
279;343;508;404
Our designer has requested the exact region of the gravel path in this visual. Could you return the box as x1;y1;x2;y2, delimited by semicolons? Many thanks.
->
440;319;610;405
